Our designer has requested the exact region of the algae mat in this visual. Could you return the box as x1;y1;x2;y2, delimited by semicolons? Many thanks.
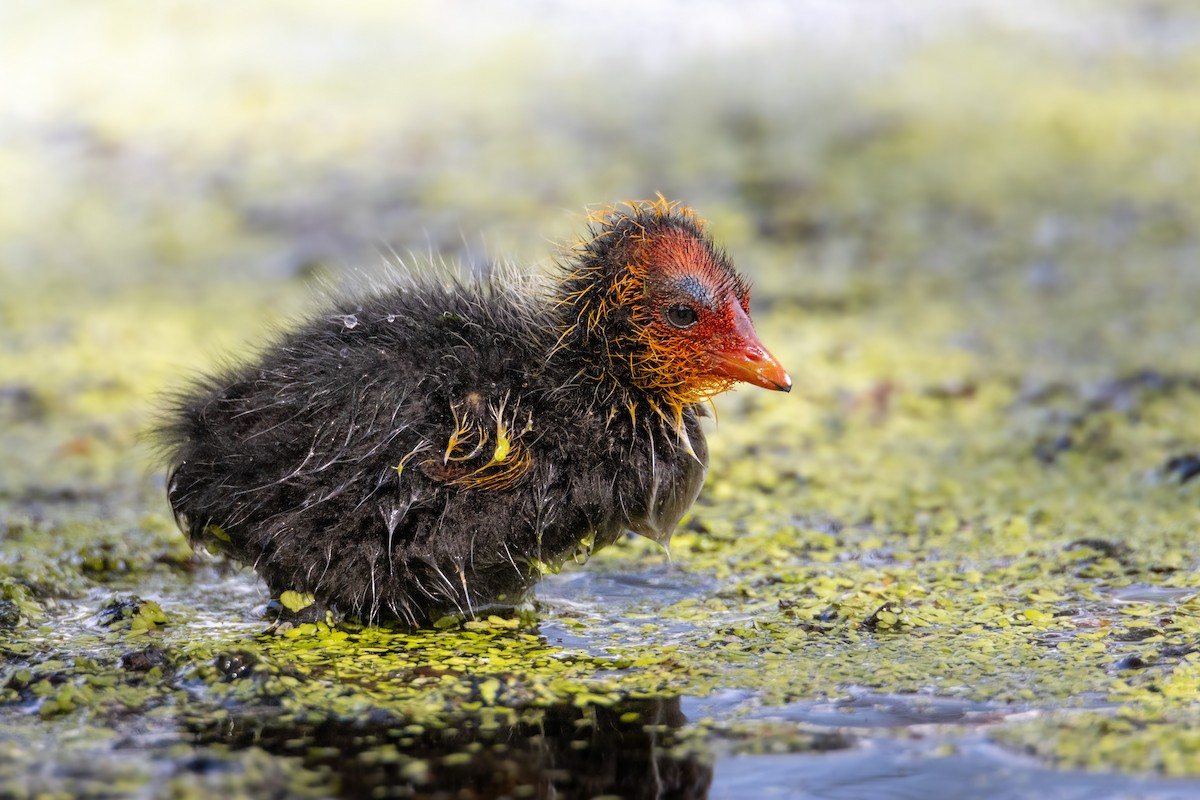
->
3;3;1200;798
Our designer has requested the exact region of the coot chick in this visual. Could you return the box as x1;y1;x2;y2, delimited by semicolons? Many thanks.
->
160;199;790;625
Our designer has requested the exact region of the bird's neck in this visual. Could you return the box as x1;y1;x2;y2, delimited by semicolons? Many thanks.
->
550;267;700;426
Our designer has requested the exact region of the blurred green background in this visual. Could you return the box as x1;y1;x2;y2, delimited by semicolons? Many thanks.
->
4;1;1200;500
4;1;1200;797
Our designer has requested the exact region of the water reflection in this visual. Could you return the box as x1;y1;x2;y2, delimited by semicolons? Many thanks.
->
190;696;712;799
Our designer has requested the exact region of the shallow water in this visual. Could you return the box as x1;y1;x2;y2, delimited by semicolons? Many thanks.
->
537;565;718;656
710;739;1200;800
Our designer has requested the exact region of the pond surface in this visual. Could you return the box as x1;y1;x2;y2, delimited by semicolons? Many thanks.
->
5;1;1200;797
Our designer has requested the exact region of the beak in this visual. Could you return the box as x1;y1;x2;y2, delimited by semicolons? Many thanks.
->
706;302;792;392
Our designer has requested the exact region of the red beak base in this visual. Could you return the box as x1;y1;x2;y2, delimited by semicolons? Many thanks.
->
706;303;792;392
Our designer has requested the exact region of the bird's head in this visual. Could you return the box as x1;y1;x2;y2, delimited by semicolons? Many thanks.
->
555;198;790;412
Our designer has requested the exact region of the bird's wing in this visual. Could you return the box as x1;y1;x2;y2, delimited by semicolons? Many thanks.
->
416;390;535;492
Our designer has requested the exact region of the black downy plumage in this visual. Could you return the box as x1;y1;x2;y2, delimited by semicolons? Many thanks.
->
159;199;791;625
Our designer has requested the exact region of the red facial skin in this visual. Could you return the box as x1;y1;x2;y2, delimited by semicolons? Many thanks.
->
637;229;791;402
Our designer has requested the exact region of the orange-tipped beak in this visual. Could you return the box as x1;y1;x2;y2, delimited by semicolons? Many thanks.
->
707;303;792;392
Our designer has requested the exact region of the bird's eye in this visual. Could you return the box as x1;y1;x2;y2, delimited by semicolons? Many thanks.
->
664;304;698;329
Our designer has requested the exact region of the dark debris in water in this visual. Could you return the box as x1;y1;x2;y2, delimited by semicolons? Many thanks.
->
213;650;260;683
860;602;907;633
1163;453;1200;485
95;595;168;631
119;645;169;674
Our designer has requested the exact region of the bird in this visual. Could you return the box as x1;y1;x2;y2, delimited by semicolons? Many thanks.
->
159;198;791;626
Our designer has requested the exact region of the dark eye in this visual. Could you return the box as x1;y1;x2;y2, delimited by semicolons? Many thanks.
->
664;304;698;329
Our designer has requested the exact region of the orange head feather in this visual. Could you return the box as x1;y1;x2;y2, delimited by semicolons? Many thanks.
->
554;199;790;416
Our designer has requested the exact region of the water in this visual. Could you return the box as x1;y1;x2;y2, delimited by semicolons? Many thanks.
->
710;738;1200;800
